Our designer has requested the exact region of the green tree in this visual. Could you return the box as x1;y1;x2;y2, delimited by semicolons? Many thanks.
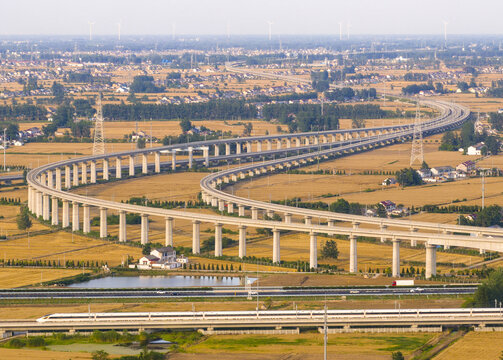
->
16;206;32;230
421;161;429;170
243;122;253;136
71;120;92;138
376;203;387;218
142;243;152;255
91;350;110;360
179;119;192;133
51;81;66;102
137;137;146;149
5;123;19;140
469;268;503;307
321;240;339;259
391;352;404;360
396;168;422;187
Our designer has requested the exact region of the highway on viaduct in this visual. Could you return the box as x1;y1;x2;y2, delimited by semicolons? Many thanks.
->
23;63;503;282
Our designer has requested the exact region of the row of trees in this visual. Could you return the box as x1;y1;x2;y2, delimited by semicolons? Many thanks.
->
103;100;257;121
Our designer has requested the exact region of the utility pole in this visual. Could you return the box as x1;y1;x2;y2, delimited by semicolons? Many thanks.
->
3;128;6;171
324;302;328;360
482;171;485;209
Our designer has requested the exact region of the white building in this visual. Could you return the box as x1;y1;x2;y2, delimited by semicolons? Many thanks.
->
135;246;185;270
467;143;485;156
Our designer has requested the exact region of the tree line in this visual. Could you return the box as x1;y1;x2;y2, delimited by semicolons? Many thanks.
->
103;100;257;121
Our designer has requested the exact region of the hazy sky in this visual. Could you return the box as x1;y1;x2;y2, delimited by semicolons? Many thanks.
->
1;0;503;36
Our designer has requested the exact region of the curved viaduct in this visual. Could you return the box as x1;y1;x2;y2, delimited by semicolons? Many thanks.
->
25;66;502;279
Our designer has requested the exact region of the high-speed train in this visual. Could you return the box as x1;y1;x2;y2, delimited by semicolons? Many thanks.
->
37;308;502;323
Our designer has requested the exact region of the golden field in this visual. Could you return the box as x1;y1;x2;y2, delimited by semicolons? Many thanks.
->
0;268;86;288
434;331;503;360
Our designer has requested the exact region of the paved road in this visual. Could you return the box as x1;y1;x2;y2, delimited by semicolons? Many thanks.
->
0;286;476;299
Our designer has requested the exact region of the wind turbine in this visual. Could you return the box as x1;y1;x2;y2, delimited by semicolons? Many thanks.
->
346;20;351;40
88;21;95;41
117;22;121;41
268;21;274;41
443;20;448;47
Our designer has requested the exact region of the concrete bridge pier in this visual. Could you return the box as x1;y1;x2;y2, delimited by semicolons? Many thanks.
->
142;154;148;174
81;162;88;184
266;140;272;151
328;219;335;227
225;143;231;156
215;223;223;257
73;163;79;186
42;194;50;221
211;197;218;208
310;232;317;269
65;166;71;188
251;207;259;220
46;170;54;189
256;141;262;152
246;142;252;153
266;210;274;219
392;238;400;277
55;168;62;190
100;208;107;238
304;216;312;225
62;200;70;228
27;186;33;212
192;220;200;254
119;211;127;242
102;159;109;181
227;203;234;214
114;157;122;179
82;204;90;234
238;205;245;217
171;150;177;171
165;217;173;246
426;244;437;279
51;196;59;226
141;214;149;245
203;147;209;167
214;144;220;157
273;229;281;264
154;152;161;173
129;155;135;176
239;226;246;258
90;161;97;183
35;190;42;218
218;199;225;212
187;146;194;169
284;213;292;224
236;143;241;154
349;235;357;273
278;139;283;150
72;202;79;231
380;225;387;243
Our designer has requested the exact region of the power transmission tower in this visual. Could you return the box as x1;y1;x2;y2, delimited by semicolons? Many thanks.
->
410;102;424;166
93;94;105;155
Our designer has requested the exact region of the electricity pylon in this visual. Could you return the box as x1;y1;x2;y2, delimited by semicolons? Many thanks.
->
410;102;424;166
93;94;105;155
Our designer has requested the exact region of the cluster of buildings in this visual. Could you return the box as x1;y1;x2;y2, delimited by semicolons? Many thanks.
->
0;126;42;149
133;246;188;270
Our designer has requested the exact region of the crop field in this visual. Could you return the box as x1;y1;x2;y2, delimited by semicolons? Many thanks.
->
0;230;142;267
0;348;92;360
186;333;435;359
434;331;503;360
0;268;86;288
0;204;46;236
